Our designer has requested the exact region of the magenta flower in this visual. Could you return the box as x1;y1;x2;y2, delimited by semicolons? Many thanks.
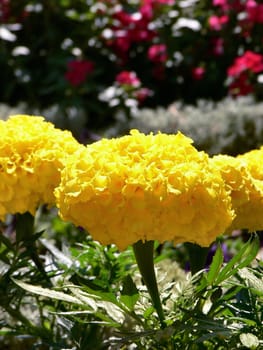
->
192;67;205;80
208;15;229;31
65;59;94;87
227;51;263;77
148;44;168;63
115;71;141;87
246;0;263;23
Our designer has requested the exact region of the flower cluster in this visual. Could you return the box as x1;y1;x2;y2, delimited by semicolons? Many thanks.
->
3;0;263;125
0;115;80;220
55;130;234;250
227;51;263;96
210;154;263;232
2;115;263;251
99;71;152;115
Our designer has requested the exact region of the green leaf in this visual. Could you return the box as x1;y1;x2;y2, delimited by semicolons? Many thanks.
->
0;233;14;251
12;278;84;305
119;274;139;310
206;243;224;286
238;267;263;296
214;235;259;285
143;306;155;319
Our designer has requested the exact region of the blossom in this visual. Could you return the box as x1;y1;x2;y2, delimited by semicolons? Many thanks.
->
227;51;263;96
246;0;263;23
227;51;263;77
0;115;81;220
55;130;234;250
115;71;141;87
208;15;228;31
106;6;156;59
211;154;263;232
147;44;167;63
228;72;254;96
192;66;205;80
65;59;94;87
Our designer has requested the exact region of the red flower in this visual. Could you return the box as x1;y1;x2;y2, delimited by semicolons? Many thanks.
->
192;67;205;80
208;15;229;31
115;71;141;87
148;44;167;63
65;59;94;87
107;7;156;60
229;72;254;96
227;51;263;77
0;0;10;22
246;0;263;23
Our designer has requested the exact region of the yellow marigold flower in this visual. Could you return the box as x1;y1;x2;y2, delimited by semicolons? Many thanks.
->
235;148;263;231
0;115;81;220
55;130;234;250
211;154;263;232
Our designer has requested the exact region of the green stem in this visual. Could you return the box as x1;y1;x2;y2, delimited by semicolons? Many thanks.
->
133;240;165;328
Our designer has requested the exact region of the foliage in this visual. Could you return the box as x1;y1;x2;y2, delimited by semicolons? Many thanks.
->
1;0;263;133
105;95;263;156
1;211;263;349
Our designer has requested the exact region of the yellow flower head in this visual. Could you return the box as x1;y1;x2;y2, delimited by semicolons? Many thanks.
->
235;148;263;231
0;115;80;219
55;130;234;250
211;154;263;232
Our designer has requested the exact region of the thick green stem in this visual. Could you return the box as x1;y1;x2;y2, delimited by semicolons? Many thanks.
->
133;240;165;328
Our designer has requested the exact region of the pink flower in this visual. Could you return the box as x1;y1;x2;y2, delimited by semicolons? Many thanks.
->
246;0;263;23
135;87;152;103
147;44;167;63
213;0;229;9
115;71;141;87
65;59;94;87
227;51;263;77
192;67;205;80
208;15;229;31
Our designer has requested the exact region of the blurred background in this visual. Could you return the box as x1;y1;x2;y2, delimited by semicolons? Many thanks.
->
1;0;263;152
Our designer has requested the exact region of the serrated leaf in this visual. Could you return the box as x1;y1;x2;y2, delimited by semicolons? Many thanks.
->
12;278;84;305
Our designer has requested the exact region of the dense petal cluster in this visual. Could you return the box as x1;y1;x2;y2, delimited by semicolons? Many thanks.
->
210;154;263;232
0;115;80;219
55;130;234;250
